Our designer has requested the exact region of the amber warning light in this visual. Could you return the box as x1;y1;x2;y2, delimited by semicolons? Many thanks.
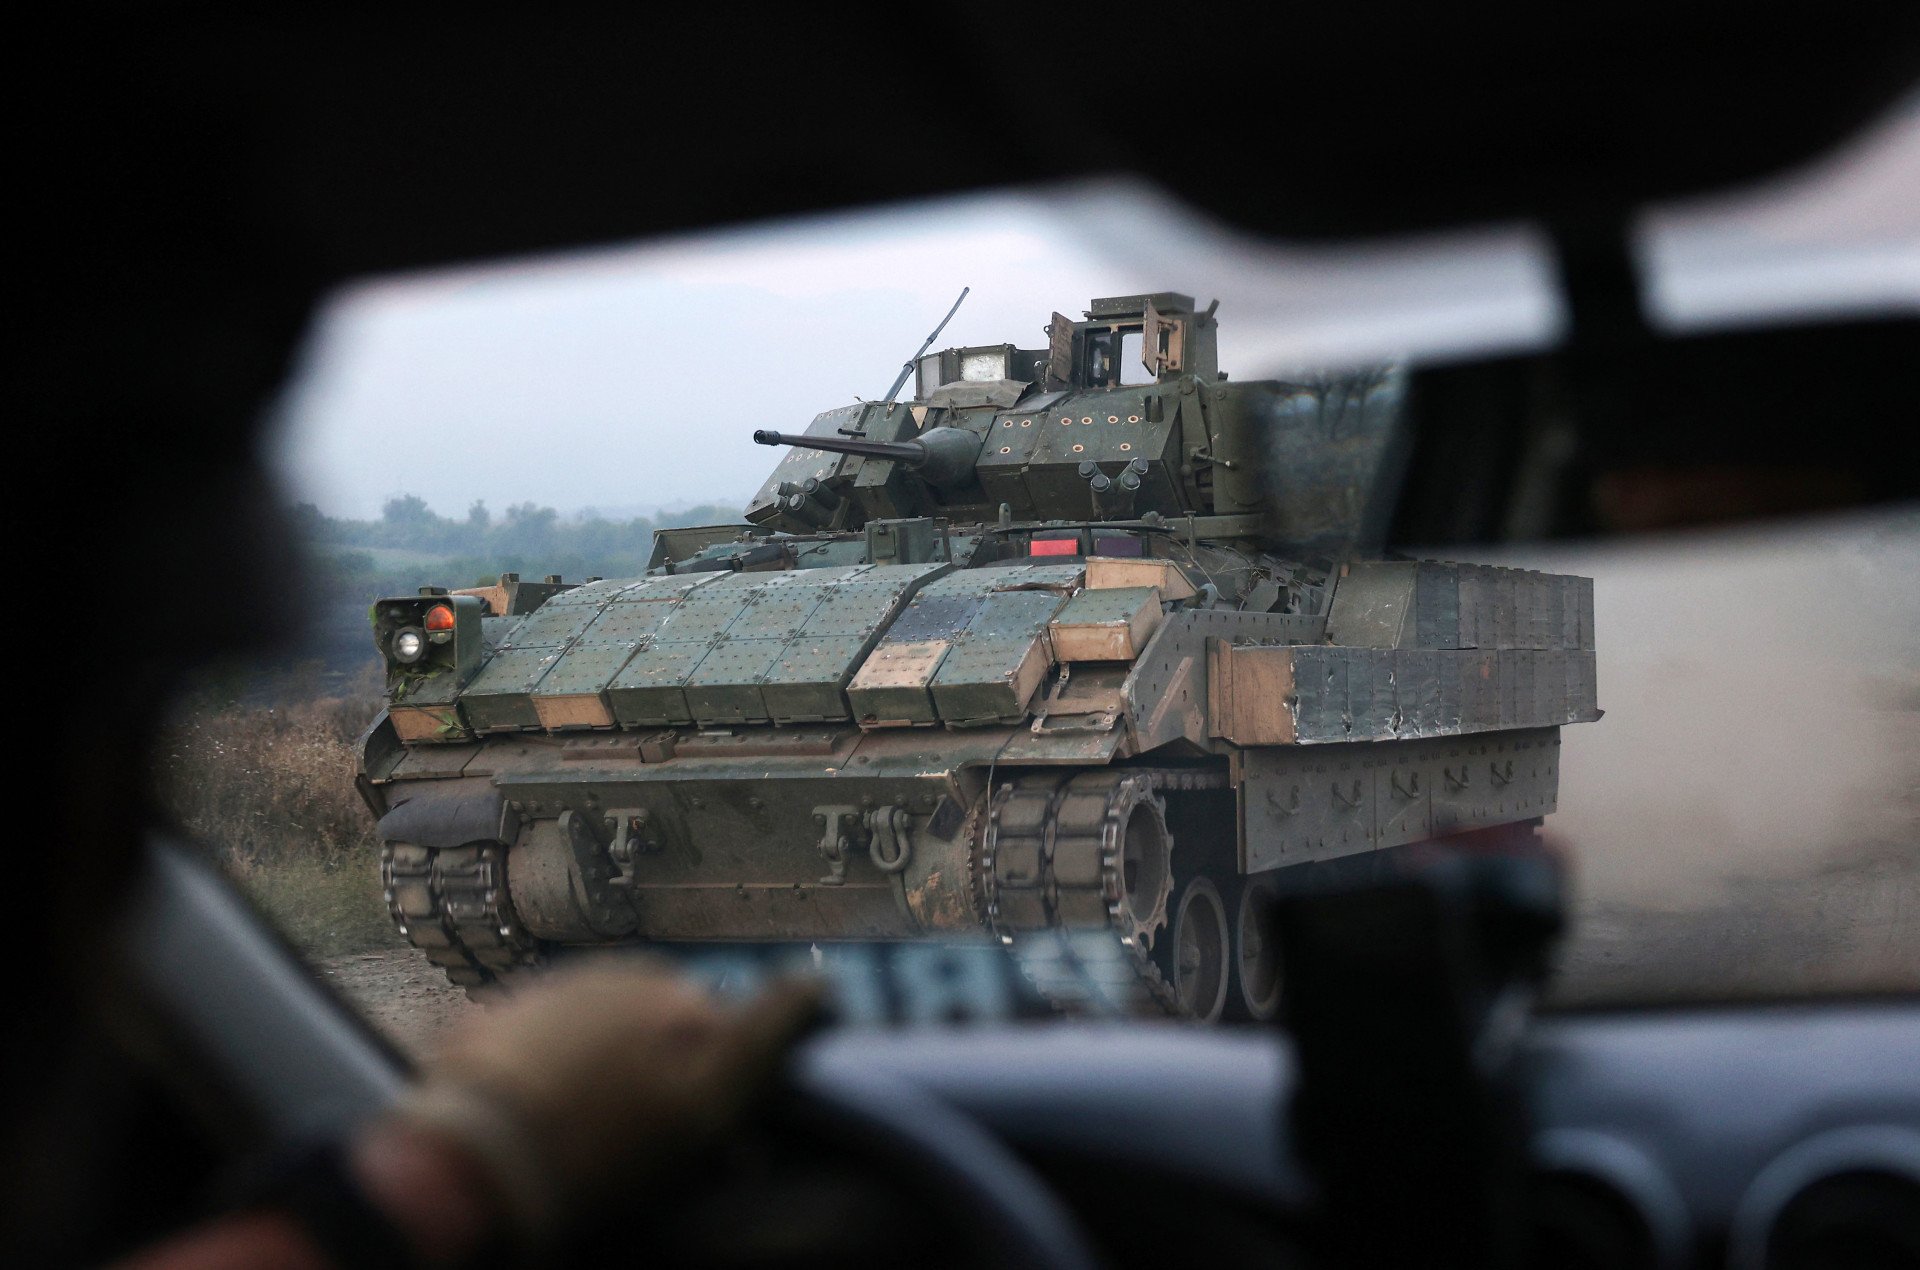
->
424;604;456;631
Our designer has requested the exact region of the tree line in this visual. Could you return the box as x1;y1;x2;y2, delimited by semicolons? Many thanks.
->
295;494;742;576
279;495;746;689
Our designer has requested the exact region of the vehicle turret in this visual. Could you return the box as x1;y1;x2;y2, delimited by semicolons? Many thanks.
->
752;425;982;489
743;293;1281;536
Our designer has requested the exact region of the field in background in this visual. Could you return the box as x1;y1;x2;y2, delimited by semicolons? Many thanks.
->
1500;511;1920;1004
159;667;398;957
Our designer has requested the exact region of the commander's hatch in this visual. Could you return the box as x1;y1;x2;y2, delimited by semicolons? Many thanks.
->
1141;298;1184;377
1058;293;1218;389
1046;312;1075;390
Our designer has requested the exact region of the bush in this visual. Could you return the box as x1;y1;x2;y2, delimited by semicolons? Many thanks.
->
159;679;396;957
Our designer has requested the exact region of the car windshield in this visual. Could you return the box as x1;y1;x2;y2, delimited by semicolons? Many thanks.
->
160;100;1919;1052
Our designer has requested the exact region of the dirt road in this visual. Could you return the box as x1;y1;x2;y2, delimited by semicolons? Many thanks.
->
316;948;475;1058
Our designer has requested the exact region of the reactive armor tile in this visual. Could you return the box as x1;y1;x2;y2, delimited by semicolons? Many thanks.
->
847;641;951;725
848;585;989;726
1049;586;1161;662
1347;651;1398;738
1395;649;1447;735
529;643;644;730
389;704;466;743
456;592;616;731
391;664;463;710
743;564;948;722
1084;556;1195;600
500;573;729;731
801;583;908;637
1412;563;1462;649
606;643;714;726
651;595;749;644
1005;562;1086;593
539;578;628;608
532;642;643;697
882;593;986;640
930;588;1069;723
460;647;566;731
728;591;824;641
762;635;877;722
591;566;921;728
532;693;616;730
930;636;1050;724
577;600;678;644
685;638;788;724
919;562;1082;598
494;599;602;649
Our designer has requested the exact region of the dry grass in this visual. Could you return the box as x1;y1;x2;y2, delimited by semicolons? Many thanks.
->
158;670;397;956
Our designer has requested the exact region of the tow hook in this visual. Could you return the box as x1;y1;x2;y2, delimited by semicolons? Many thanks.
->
866;805;912;874
813;806;862;886
605;809;657;888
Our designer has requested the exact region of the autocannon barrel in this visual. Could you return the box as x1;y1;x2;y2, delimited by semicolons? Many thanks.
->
753;426;982;488
754;430;925;464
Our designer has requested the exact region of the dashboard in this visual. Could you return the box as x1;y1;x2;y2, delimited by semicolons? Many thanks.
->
801;1002;1920;1268
140;805;1919;1270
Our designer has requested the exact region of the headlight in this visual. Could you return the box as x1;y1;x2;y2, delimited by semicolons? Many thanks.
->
392;627;427;664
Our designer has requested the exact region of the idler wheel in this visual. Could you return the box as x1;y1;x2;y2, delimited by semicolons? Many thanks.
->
1106;779;1173;951
1169;877;1229;1023
1231;874;1284;1022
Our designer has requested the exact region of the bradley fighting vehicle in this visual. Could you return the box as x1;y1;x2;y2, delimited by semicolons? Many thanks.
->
358;294;1600;1020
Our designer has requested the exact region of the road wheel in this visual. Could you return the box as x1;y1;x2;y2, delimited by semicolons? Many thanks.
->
1231;873;1283;1022
1169;877;1229;1022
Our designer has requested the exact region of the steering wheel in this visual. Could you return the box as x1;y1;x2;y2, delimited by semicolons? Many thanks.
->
133;840;1102;1270
776;1062;1102;1270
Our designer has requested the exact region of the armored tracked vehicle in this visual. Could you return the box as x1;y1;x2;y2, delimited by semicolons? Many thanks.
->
358;294;1600;1020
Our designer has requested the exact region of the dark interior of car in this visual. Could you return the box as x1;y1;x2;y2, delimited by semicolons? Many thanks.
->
22;10;1920;1268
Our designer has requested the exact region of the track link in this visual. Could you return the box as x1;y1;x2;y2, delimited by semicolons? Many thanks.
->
381;840;541;998
981;766;1227;1018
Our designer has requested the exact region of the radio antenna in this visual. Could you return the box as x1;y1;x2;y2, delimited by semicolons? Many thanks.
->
883;286;970;404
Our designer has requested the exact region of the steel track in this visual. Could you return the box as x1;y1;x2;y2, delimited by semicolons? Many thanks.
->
381;840;542;998
982;766;1229;1018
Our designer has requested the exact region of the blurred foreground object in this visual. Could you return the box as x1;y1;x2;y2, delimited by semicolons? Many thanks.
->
115;947;825;1269
398;963;823;1249
1281;848;1565;1269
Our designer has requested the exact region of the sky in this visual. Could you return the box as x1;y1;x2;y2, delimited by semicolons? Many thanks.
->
272;97;1918;523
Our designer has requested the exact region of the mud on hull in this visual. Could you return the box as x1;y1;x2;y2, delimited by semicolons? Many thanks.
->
366;718;1562;1018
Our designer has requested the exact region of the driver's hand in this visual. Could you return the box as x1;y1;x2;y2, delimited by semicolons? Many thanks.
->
391;961;825;1251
